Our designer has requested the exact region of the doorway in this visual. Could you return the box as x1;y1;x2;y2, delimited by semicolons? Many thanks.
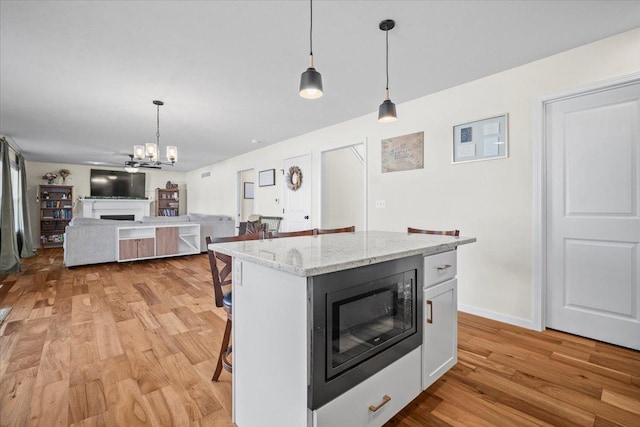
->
540;74;640;350
237;168;254;229
321;143;366;231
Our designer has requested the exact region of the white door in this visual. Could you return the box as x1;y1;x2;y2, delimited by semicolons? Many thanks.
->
283;154;312;231
546;81;640;350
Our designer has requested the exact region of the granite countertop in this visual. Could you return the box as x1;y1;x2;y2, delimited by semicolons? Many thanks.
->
208;230;476;277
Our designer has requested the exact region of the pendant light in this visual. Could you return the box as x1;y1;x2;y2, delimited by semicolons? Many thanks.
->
132;100;177;166
299;0;323;99
378;19;397;123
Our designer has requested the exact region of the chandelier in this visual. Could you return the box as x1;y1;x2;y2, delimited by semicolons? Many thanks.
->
128;100;177;172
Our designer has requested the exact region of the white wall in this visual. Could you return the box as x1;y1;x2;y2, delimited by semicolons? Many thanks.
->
321;145;365;230
25;161;186;248
185;28;640;326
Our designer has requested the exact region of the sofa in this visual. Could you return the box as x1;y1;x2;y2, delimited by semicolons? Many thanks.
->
63;213;235;267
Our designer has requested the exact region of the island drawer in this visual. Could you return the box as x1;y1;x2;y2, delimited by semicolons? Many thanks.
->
424;250;457;287
312;347;421;427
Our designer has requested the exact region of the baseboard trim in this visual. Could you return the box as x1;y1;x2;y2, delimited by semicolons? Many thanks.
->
458;303;539;331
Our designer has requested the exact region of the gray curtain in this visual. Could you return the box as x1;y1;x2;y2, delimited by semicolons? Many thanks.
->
18;154;34;257
0;138;20;273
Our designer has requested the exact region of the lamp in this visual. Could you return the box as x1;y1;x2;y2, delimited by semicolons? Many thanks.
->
378;19;397;123
299;0;323;99
133;144;145;160
166;145;177;162
130;100;177;168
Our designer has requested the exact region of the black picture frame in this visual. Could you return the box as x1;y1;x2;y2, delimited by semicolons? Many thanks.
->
244;182;254;199
258;169;276;187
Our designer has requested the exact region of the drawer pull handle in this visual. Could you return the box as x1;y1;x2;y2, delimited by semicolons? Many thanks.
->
369;395;391;412
436;264;452;271
427;300;433;323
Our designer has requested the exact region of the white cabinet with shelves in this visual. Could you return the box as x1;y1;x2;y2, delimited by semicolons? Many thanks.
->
116;223;200;262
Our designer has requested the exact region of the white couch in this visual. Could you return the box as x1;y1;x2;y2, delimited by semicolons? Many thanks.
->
63;213;235;267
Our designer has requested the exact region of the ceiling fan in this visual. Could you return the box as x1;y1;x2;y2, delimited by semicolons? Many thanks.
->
124;154;161;171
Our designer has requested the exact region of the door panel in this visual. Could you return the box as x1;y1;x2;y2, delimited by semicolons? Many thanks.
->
564;102;636;216
283;154;311;231
156;227;179;256
118;239;138;261
565;239;635;317
137;238;155;258
546;81;640;350
423;278;457;390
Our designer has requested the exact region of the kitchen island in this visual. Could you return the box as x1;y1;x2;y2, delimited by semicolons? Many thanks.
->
209;231;476;427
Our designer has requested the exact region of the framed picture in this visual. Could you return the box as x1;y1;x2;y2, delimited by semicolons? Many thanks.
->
381;131;424;173
453;114;508;163
244;182;254;199
259;169;276;187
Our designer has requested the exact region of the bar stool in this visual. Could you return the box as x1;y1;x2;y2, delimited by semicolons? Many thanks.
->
206;232;263;381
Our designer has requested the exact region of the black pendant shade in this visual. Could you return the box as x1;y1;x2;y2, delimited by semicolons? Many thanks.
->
300;59;323;99
378;98;397;123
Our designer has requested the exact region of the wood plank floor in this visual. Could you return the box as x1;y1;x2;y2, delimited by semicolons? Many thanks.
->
1;250;639;426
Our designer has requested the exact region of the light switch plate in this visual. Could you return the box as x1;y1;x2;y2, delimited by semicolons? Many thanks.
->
375;200;387;209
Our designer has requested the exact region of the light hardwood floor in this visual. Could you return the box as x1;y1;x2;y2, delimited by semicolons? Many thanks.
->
1;250;639;426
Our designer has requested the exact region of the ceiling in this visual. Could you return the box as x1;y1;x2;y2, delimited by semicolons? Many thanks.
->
2;1;639;173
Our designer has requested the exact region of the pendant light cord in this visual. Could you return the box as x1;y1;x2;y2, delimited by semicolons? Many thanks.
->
385;29;389;90
309;0;313;56
156;103;160;147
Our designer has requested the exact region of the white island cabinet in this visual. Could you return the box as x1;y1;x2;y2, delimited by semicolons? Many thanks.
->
209;231;475;427
423;250;458;390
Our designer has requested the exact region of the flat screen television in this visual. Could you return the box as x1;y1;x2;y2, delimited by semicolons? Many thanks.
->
90;169;146;198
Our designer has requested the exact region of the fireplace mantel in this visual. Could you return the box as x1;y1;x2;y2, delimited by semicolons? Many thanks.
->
79;198;151;220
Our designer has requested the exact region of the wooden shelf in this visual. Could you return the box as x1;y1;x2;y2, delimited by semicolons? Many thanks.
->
155;188;180;217
39;184;73;248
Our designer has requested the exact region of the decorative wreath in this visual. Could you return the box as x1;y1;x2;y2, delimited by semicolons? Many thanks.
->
286;165;303;191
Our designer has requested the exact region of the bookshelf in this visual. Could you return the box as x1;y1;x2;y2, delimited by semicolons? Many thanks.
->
155;188;180;217
39;184;73;248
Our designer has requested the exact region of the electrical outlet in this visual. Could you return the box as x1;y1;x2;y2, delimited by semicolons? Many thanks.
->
375;200;387;209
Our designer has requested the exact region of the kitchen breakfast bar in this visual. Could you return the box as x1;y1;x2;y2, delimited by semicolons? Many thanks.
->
209;231;476;427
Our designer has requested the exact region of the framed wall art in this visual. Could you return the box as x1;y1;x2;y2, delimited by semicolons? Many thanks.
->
244;182;254;199
258;169;276;187
453;114;508;163
381;131;424;173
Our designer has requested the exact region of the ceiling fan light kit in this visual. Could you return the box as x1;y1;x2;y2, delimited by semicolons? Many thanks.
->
299;0;323;99
127;100;177;172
